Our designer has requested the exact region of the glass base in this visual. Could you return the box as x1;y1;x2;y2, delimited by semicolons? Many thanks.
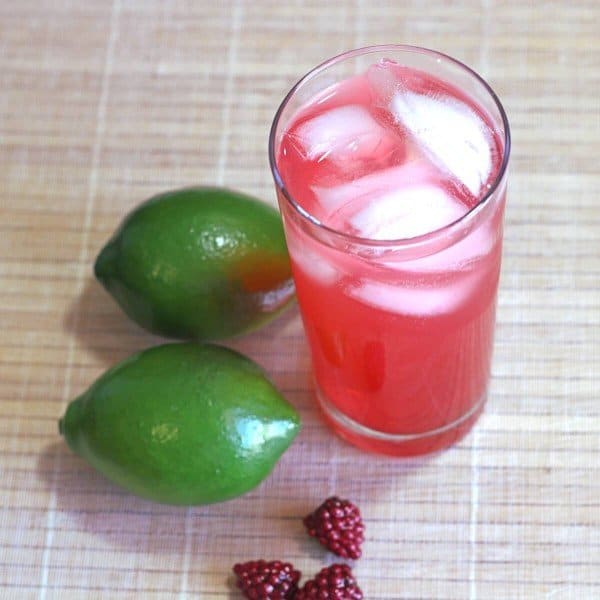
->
315;387;487;456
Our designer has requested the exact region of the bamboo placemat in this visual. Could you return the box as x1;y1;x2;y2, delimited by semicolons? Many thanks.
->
1;1;599;598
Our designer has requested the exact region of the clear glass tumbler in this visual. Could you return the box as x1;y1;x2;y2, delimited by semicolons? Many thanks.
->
269;45;510;456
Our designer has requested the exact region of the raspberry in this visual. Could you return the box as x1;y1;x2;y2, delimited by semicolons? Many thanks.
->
232;559;301;599
295;563;363;599
303;496;365;559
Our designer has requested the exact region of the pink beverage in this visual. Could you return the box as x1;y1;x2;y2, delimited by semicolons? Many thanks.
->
270;46;510;455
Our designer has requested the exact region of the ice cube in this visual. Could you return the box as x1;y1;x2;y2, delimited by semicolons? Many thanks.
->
348;272;481;316
312;161;433;219
367;60;402;105
312;160;494;269
293;104;396;167
390;220;498;273
390;91;492;196
349;184;465;240
285;229;338;285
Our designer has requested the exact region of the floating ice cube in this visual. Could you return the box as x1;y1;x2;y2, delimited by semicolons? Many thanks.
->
390;220;498;273
293;251;338;285
312;160;495;269
348;272;480;316
312;161;433;218
367;60;403;104
293;104;397;167
349;184;465;240
390;91;492;196
285;228;338;285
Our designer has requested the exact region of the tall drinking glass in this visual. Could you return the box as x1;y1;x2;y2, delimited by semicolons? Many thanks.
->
269;45;510;455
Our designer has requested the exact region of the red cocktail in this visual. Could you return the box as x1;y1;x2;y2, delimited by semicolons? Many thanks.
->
270;46;510;455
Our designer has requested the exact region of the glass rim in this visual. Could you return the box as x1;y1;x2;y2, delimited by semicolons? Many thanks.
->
268;44;511;250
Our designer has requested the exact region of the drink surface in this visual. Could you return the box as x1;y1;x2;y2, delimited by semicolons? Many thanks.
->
275;59;506;454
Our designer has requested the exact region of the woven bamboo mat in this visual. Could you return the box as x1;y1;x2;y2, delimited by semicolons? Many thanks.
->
1;1;599;598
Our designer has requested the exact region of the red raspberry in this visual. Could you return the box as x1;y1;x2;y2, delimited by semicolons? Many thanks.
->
295;563;363;599
303;496;365;559
232;559;301;599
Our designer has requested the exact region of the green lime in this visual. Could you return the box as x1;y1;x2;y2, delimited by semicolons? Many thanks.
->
59;343;300;505
94;186;294;340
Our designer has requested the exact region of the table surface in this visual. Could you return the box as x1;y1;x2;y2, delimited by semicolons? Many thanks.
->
1;1;599;598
